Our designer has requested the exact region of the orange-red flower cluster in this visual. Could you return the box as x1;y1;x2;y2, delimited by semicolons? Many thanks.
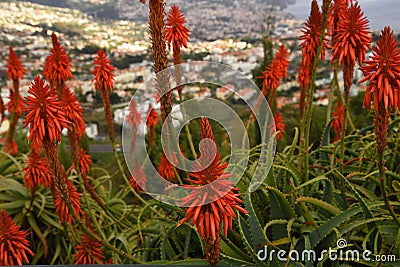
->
166;5;190;50
127;100;142;127
299;0;328;67
179;117;247;240
5;46;25;155
43;33;72;85
7;89;24;117
328;0;349;42
74;148;92;176
130;160;147;193
259;58;284;93
158;153;176;182
74;220;104;265
331;101;345;142
74;232;104;264
359;26;400;111
23;76;70;152
3;141;18;156
6;46;24;81
256;45;290;108
0;210;34;266
146;105;159;147
259;46;289;93
275;45;290;78
53;179;83;224
23;150;52;189
61;88;86;138
92;50;115;92
127;100;141;153
274;111;285;140
73;223;104;265
92;50;116;143
331;3;371;68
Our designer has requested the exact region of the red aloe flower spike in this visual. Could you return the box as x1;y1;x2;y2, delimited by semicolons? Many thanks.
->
23;150;52;189
275;45;290;78
72;148;92;176
74;232;104;264
43;137;83;224
92;50;115;92
4;89;24;155
298;60;310;117
23;76;70;152
274;111;285;140
74;218;104;265
178;117;247;265
258;59;283;93
3;140;18;156
332;2;371;91
7;89;24;117
7;46;24;81
329;0;349;45
127;100;142;127
61;88;85;138
254;48;287;112
299;0;328;68
149;0;172;122
92;50;116;143
127;100;141;154
53;177;83;224
146;104;159;147
359;26;400;155
130;159;147;193
0;210;34;266
359;26;400;227
43;33;72;97
72;148;104;209
166;5;190;50
359;26;400;112
61;87;86;167
166;5;190;97
158;153;177;182
331;101;345;142
4;47;25;155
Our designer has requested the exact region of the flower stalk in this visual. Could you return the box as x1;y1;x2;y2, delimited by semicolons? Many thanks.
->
4;46;24;155
303;0;330;183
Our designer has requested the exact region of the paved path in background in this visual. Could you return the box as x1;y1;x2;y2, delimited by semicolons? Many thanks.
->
89;144;116;153
65;144;122;153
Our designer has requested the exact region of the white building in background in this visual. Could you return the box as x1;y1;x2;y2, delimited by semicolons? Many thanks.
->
0;119;9;135
234;87;257;101
114;108;127;125
216;84;234;100
85;123;99;139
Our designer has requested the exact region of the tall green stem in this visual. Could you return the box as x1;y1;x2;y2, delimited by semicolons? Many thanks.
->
304;32;327;184
339;90;350;208
298;110;305;174
378;151;400;227
334;68;355;131
326;62;338;126
179;93;197;159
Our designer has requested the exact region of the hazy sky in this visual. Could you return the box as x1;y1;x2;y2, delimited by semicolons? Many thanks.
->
286;0;400;32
